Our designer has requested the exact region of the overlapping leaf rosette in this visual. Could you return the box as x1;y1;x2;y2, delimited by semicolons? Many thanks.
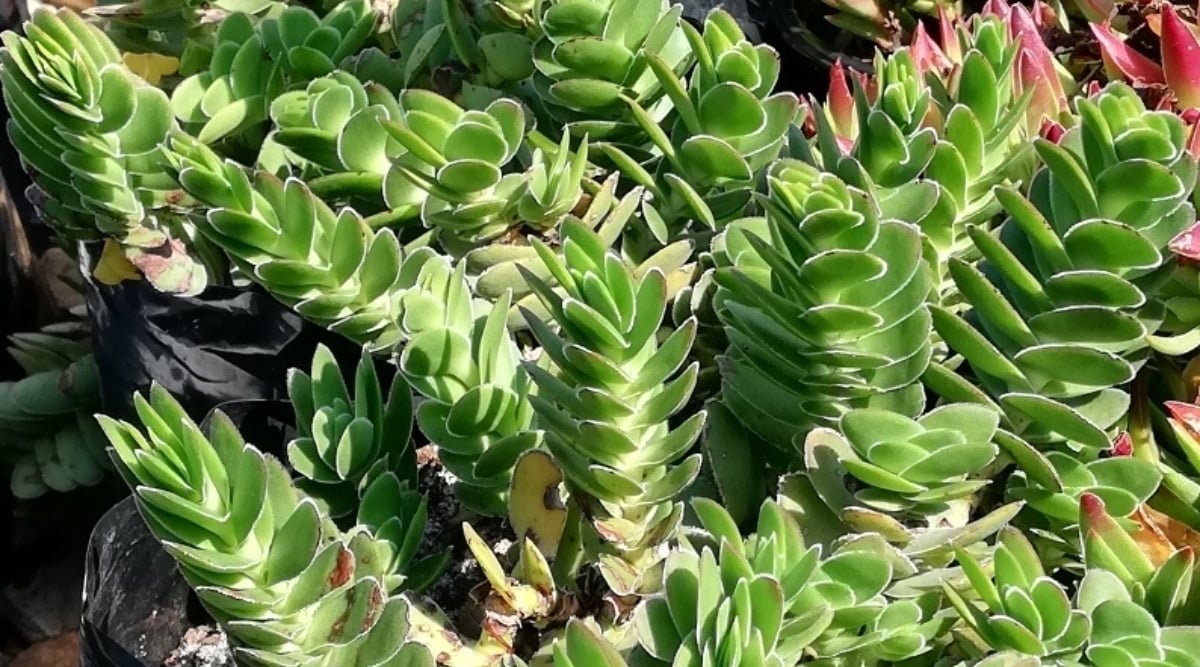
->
1003;433;1162;555
286;345;416;520
1090;5;1200;345
518;220;702;594
803;12;1044;309
1084;600;1200;667
2;333;108;499
945;527;1091;659
170;0;376;150
97;385;437;666
164;133;444;352
633;499;949;666
169;134;541;516
1;8;207;293
601;9;800;234
528;0;693;154
263;72;402;194
801;405;1000;524
381;91;584;245
788;403;1024;563
713;159;933;451
926;83;1197;454
398;284;540;517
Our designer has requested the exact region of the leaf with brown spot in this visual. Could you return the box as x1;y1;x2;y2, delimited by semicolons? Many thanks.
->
509;451;568;555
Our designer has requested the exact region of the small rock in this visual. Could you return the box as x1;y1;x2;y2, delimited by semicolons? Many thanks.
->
163;626;233;667
10;632;78;667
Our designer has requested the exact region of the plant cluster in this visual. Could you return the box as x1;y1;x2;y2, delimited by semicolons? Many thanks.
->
15;0;1200;665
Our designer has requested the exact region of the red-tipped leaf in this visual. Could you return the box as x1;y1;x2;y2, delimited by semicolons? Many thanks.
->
827;59;856;140
1161;4;1200;108
937;7;963;63
911;22;952;75
1039;118;1065;143
1090;22;1164;84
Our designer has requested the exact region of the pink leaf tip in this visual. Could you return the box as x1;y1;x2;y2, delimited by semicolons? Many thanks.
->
1167;400;1200;434
1090;22;1165;85
911;21;952;75
937;6;963;63
1169;223;1200;261
1080;493;1108;524
827;59;856;141
1039;118;1066;143
1110;431;1133;457
983;0;1012;18
1161;4;1200;108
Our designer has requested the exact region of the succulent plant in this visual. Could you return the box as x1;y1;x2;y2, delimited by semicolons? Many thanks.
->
520;219;702;594
35;0;1200;663
1;8;207;294
1089;4;1200;111
603;9;800;232
714;159;933;450
468;175;695;331
397;284;539;517
165;133;444;352
804;404;1001;518
170;0;377;150
381;91;530;243
926;83;1198;451
1084;599;1200;667
944;527;1091;658
264;72;402;187
286;344;417;520
2;333;107;499
528;0;694;153
1006;433;1162;533
170;134;542;515
634;498;946;666
802;15;1042;311
98;385;437;666
1077;493;1200;625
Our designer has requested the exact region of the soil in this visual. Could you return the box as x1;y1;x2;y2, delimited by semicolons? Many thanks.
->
415;445;512;638
162;627;232;667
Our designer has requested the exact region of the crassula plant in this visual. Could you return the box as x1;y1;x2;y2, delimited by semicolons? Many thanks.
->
16;0;1200;665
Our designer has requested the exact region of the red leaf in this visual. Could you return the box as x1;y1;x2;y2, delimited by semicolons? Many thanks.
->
1161;4;1200;108
1039;117;1066;143
1169;223;1200;261
937;7;962;63
1110;431;1133;456
1090;22;1165;85
827;59;856;140
911;21;952;75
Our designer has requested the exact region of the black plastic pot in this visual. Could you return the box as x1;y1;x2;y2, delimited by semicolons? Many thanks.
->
78;240;367;424
79;495;194;667
79;399;297;667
